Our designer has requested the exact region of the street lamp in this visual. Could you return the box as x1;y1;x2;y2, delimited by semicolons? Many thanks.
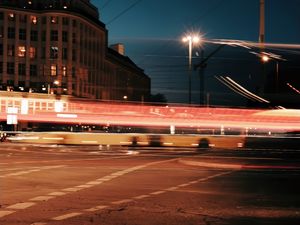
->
260;54;280;93
182;34;201;104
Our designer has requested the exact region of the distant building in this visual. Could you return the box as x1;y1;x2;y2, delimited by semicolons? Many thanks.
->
0;0;150;101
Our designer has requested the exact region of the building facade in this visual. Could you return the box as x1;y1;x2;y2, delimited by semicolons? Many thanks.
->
0;0;150;101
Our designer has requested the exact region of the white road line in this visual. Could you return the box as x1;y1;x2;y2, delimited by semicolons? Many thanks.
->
112;199;133;205
63;187;83;192
84;205;108;212
96;177;112;181
178;183;189;188
165;187;179;191
86;181;102;185
76;184;94;188
30;196;55;201
30;223;47;225
7;202;36;209
52;212;82;221
112;171;125;176
189;181;198;184
1;165;66;178
48;192;66;196
0;210;15;218
150;191;166;195
133;195;150;199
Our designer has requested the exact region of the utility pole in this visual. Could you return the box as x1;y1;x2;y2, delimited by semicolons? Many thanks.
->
259;0;265;44
259;0;266;94
194;45;225;105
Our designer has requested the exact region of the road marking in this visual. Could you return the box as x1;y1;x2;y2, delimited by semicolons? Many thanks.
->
112;171;126;176
85;205;108;212
97;177;112;181
189;181;198;184
63;187;83;192
0;165;66;178
151;190;166;195
48;192;66;196
165;187;179;191
112;199;133;205
178;183;189;187
52;212;82;221
0;210;15;218
7;202;36;209
76;184;93;188
30;196;55;201
134;195;150;199
1;158;179;221
86;181;102;185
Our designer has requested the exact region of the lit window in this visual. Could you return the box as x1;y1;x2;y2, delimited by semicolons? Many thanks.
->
29;47;36;59
18;46;26;57
50;46;58;59
31;16;37;24
51;16;57;24
8;13;15;21
51;65;57;76
62;66;67;76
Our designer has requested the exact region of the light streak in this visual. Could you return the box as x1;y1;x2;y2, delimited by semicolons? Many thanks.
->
216;76;270;103
287;83;300;95
1;95;300;132
210;38;300;50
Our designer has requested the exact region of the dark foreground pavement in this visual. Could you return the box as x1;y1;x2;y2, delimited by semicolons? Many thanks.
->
0;144;300;225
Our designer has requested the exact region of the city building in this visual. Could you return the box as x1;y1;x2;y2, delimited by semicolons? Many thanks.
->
0;0;150;101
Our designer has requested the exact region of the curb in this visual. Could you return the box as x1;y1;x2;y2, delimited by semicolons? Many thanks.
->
178;159;300;170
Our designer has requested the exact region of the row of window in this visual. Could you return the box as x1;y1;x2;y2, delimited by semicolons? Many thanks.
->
0;13;98;36
0;12;71;26
1;27;71;42
0;62;70;77
0;44;36;58
0;44;77;61
0;62;37;76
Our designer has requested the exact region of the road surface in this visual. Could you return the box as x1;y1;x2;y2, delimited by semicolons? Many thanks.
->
1;143;300;225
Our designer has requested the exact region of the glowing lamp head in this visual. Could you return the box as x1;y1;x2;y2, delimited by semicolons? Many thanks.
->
192;36;200;43
262;55;270;63
182;34;201;44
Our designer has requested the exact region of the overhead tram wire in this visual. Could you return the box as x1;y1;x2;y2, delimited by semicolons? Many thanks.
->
106;0;143;25
135;0;230;72
101;0;114;9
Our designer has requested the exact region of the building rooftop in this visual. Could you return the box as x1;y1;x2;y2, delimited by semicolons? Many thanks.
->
0;0;100;21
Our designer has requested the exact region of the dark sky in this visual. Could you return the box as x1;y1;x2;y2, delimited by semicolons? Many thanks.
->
91;0;300;106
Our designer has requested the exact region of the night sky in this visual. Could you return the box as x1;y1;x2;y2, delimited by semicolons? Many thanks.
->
91;0;300;106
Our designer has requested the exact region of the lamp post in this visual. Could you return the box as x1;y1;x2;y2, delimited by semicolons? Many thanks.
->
182;34;200;104
261;54;280;93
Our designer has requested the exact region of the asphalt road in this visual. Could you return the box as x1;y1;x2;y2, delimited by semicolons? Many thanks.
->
1;143;300;225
